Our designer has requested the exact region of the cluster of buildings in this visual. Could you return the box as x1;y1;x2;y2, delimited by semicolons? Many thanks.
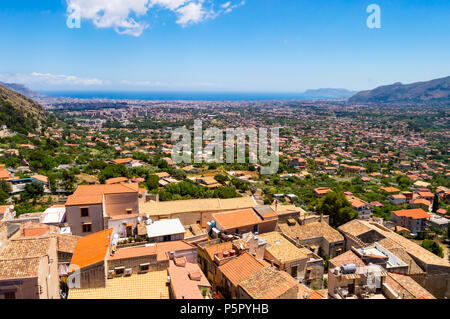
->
0;179;448;299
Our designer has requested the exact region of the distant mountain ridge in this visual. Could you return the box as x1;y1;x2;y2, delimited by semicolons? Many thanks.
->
0;83;46;134
0;81;46;100
349;76;450;104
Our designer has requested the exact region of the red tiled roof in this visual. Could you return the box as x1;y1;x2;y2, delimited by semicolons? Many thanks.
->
69;229;113;271
392;209;430;220
218;252;265;287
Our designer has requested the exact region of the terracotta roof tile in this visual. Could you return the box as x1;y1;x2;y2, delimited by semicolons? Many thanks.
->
69;229;113;271
218;252;265;286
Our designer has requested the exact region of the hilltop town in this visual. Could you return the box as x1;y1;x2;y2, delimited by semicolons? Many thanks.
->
0;85;449;300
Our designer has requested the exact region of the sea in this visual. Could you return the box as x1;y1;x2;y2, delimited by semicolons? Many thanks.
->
42;91;321;101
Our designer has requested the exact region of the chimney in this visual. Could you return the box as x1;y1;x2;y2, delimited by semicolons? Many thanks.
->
247;234;266;260
320;213;324;223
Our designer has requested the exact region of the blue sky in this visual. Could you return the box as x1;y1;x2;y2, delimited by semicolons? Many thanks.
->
0;0;449;92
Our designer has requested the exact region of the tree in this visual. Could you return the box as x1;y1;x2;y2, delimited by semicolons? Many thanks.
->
432;194;439;213
316;191;357;227
214;174;229;185
147;175;159;191
0;179;12;194
171;169;186;181
421;240;444;258
22;182;44;204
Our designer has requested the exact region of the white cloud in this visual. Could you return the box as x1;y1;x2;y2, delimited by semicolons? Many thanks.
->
176;2;207;26
0;72;105;87
66;0;244;36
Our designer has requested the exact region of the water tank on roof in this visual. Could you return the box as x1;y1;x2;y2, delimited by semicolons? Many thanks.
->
341;264;357;274
211;221;216;228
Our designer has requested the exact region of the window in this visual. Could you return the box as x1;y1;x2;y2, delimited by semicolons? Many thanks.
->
82;223;92;233
126;209;133;215
115;267;125;275
81;207;89;217
139;263;150;272
253;225;259;234
291;266;298;277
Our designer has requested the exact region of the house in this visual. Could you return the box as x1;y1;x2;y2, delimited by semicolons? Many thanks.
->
279;218;344;258
109;158;134;166
380;187;401;194
289;157;307;169
417;191;434;202
140;197;258;227
145;218;186;242
259;232;322;287
238;266;299;299
346;196;372;220
65;184;140;237
70;240;198;299
410;198;431;211
314;187;332;198
196;177;222;189
0;169;10;180
211;207;278;238
338;220;450;298
40;205;66;226
182;165;198;174
107;240;197;276
390;209;430;235
388;194;407;205
217;252;266;299
197;240;234;285
168;257;211;299
0;236;60;299
429;214;450;231
68;229;114;289
10;222;79;277
327;248;435;299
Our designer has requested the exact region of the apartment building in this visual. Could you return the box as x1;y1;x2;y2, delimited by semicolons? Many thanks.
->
338;219;450;299
279;218;344;258
65;184;140;237
390;209;430;235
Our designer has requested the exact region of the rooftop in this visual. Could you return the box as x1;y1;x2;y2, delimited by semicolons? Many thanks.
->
68;270;170;299
213;209;265;231
168;258;211;299
69;229;113;271
146;219;185;239
392;208;430;220
259;232;308;264
140;197;257;217
239;267;298;299
65;184;139;206
218;252;265;287
280;221;344;243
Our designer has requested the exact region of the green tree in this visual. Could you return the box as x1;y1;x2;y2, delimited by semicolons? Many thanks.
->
21;182;44;204
317;191;357;227
432;194;439;213
421;240;444;258
214;174;229;185
146;175;159;191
